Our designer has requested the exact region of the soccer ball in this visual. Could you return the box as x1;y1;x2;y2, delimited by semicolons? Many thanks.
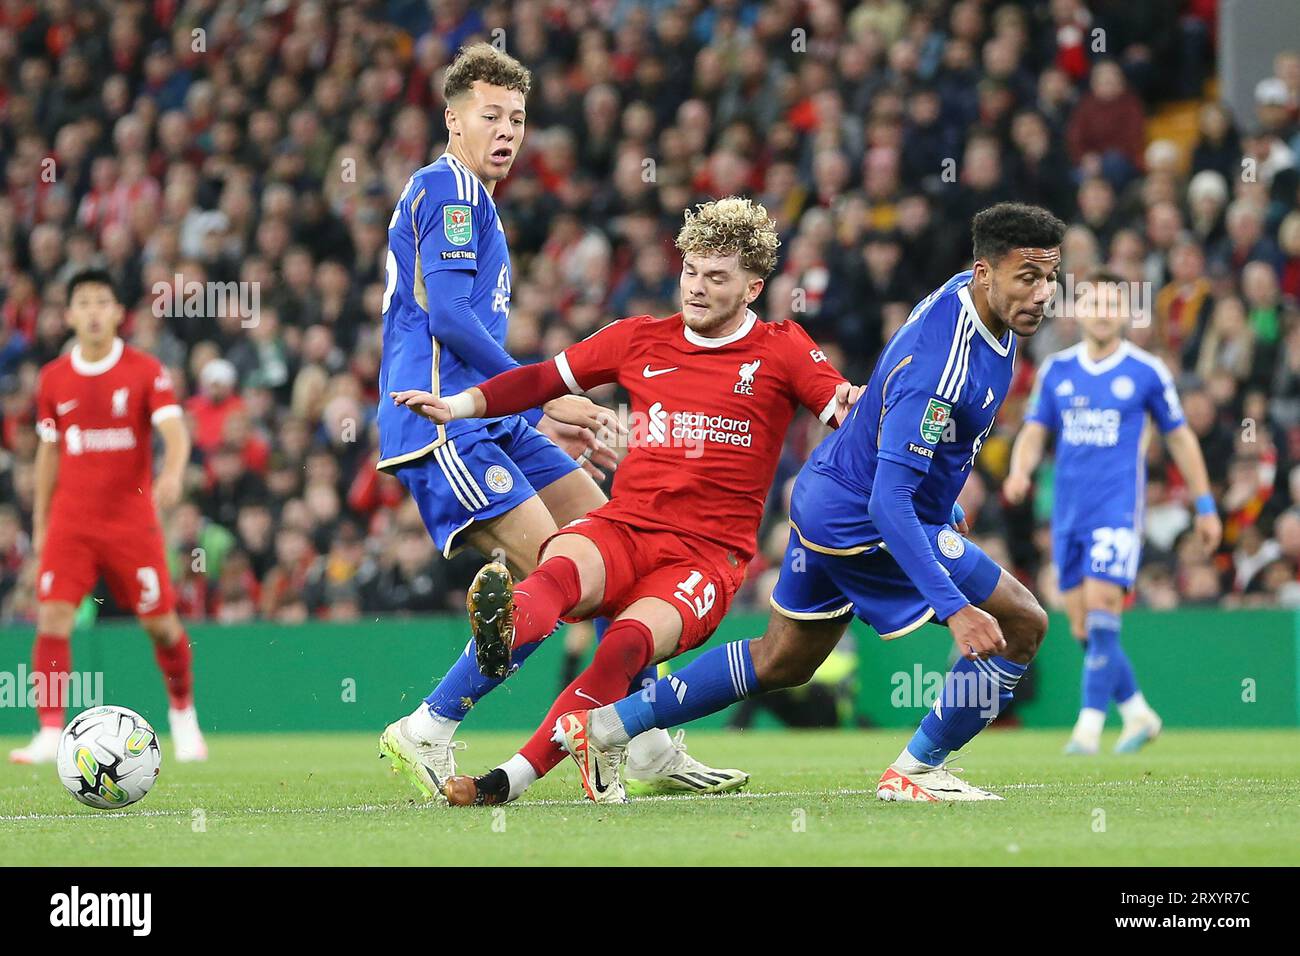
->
57;706;162;810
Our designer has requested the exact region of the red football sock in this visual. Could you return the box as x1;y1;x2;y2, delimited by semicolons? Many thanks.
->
519;618;655;776
512;556;584;650
33;634;71;729
153;629;194;710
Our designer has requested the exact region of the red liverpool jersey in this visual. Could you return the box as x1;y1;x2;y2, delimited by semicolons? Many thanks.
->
35;338;181;533
554;310;846;561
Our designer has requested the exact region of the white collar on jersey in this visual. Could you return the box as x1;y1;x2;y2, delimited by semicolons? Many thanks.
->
1074;340;1130;375
70;337;124;376
957;285;1012;356
683;308;758;348
443;151;494;208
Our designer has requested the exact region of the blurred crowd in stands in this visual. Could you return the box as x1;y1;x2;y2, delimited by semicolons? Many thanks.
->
3;0;1300;625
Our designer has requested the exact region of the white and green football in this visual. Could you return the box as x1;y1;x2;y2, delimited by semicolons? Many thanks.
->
57;706;162;810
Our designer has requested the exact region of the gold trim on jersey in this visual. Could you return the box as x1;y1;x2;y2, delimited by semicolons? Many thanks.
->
877;353;912;446
790;520;883;556
379;186;446;471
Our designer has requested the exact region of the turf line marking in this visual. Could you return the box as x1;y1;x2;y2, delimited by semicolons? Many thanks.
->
4;776;1279;821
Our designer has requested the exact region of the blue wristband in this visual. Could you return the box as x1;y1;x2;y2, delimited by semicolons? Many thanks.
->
950;502;965;526
1194;493;1215;516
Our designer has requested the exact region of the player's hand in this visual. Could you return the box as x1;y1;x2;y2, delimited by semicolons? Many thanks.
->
954;514;970;536
832;382;865;426
390;389;457;423
947;604;1006;661
538;416;620;480
1003;471;1032;506
541;395;626;443
1194;512;1223;553
153;471;183;510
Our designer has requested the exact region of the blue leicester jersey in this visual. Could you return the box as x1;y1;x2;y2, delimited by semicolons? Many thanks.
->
377;152;513;471
1025;340;1184;535
793;271;1017;551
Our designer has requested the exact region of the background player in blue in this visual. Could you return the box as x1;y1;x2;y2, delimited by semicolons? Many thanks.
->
556;203;1064;803
1006;269;1221;755
375;44;746;800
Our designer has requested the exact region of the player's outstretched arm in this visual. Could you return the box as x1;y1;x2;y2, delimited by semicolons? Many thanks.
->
869;458;1006;660
391;386;483;422
1004;421;1049;505
392;360;625;437
1164;423;1223;552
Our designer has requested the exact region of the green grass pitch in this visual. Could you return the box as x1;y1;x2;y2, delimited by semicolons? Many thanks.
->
2;728;1298;866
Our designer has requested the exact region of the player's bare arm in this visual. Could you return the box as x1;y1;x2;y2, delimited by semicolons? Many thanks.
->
1164;423;1223;552
31;436;58;556
391;385;623;439
153;414;190;511
1004;420;1049;505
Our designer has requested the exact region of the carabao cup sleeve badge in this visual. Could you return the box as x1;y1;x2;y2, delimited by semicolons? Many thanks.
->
919;398;952;445
444;205;473;246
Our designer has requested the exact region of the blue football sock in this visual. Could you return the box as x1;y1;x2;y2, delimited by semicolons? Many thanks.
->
1080;609;1131;710
612;640;757;739
1084;609;1137;704
425;638;544;721
907;655;1028;766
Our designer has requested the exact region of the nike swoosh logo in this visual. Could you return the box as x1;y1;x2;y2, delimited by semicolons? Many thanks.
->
574;689;600;705
56;401;78;415
642;365;679;378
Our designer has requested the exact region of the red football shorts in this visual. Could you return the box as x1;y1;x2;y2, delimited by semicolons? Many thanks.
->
38;519;176;617
543;510;746;654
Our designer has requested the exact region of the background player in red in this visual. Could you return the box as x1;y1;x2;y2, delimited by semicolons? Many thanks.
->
392;197;862;803
9;269;205;765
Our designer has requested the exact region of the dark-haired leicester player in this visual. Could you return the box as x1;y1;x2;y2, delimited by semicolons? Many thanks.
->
376;43;746;799
1006;269;1220;755
563;203;1069;802
392;196;861;804
10;269;204;765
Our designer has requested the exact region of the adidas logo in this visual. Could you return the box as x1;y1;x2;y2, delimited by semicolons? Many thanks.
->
668;675;688;704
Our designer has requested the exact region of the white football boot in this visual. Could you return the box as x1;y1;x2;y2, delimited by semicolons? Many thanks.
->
8;726;61;764
625;730;749;797
378;716;464;803
169;706;209;762
553;711;627;804
876;762;1004;802
1065;707;1104;755
1063;737;1100;756
1114;710;1162;754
